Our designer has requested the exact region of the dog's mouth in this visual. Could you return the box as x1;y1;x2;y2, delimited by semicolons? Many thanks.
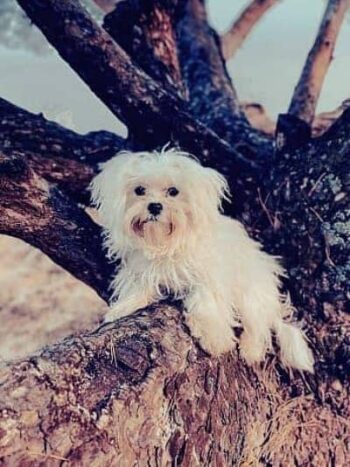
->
132;218;148;236
132;218;174;237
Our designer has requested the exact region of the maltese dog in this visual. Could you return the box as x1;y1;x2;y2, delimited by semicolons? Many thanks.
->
91;147;314;372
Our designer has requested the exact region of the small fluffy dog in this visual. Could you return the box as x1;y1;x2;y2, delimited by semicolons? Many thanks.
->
91;147;314;372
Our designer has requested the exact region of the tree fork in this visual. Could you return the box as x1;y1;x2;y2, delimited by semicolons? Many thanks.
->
15;0;253;170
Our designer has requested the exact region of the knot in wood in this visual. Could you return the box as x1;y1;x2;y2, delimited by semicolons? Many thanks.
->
115;336;153;380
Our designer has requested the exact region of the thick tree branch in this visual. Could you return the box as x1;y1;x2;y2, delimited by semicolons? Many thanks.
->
288;0;349;125
15;0;232;157
175;0;274;159
176;0;241;121
1;305;347;465
221;0;281;61
104;0;273;161
104;0;186;97
0;150;115;301
0;98;124;200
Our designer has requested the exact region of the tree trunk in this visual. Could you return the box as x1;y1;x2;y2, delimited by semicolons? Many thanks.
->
0;0;349;464
1;305;348;466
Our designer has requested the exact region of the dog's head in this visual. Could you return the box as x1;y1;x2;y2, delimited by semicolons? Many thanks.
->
90;147;230;257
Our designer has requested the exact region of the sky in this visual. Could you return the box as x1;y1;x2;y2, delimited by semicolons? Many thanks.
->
0;0;349;135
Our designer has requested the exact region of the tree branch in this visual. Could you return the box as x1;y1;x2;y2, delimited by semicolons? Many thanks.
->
0;150;115;301
176;0;241;121
175;0;274;159
288;0;349;124
104;0;186;97
16;0;265;217
0;98;124;201
1;304;346;465
221;0;281;61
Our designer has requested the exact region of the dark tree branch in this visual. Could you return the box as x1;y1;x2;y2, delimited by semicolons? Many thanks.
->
104;0;273;162
175;0;274;160
0;150;115;301
104;0;186;97
176;0;241;121
0;98;124;200
288;0;348;125
221;0;281;61
0;98;124;165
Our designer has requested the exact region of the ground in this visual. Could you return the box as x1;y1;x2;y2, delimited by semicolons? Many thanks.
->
0;235;108;361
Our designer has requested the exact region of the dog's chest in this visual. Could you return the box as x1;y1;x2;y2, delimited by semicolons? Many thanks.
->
130;253;199;297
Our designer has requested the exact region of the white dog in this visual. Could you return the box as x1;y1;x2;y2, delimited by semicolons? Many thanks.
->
91;147;314;372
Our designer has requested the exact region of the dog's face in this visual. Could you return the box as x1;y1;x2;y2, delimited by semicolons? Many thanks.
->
91;148;229;257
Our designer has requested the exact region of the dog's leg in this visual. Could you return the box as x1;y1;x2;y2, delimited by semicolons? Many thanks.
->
237;292;274;365
104;288;155;322
184;286;237;356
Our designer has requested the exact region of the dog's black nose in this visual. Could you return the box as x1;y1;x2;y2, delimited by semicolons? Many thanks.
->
148;202;163;216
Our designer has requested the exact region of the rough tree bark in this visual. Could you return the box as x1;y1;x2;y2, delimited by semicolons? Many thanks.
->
288;0;349;125
0;0;349;464
221;0;281;61
0;97;124;201
0;148;115;301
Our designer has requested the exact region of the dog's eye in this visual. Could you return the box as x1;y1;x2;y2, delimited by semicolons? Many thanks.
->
134;186;146;196
167;187;179;197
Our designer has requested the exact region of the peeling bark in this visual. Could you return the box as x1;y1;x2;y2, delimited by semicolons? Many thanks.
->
288;0;349;124
221;0;281;61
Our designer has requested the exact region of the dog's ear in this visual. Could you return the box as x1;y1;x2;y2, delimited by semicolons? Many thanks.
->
201;166;231;211
90;152;133;229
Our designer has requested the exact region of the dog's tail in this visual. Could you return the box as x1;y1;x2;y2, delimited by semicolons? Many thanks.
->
275;321;314;373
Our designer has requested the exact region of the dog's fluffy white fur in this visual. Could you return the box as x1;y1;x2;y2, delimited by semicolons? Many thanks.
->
91;147;314;372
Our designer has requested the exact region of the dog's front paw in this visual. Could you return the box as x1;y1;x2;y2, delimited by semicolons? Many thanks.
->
186;315;236;356
239;331;266;365
103;309;119;323
103;301;135;323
